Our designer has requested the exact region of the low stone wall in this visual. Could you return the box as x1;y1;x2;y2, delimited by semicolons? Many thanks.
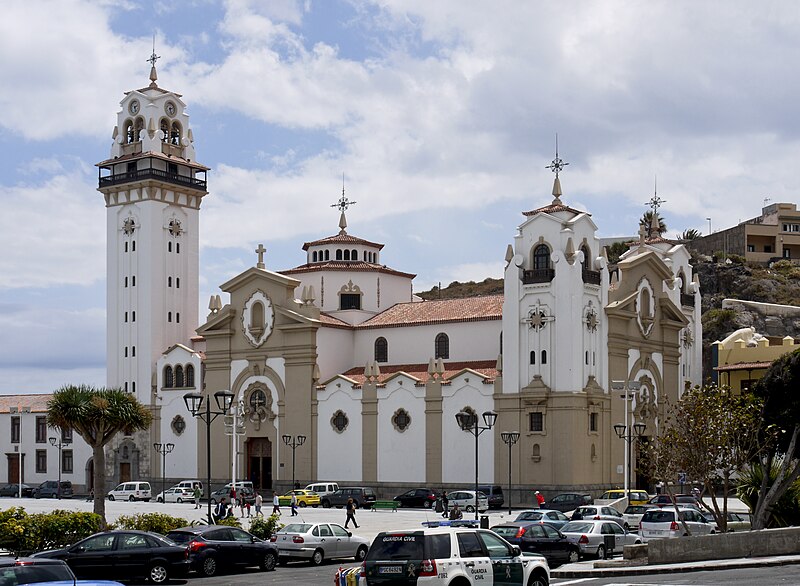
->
642;527;800;564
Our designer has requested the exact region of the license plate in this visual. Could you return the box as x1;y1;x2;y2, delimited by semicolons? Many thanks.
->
378;566;403;574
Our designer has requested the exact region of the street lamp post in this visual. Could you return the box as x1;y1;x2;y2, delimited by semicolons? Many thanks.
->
184;390;234;524
500;431;520;516
456;410;497;521
153;442;175;504
10;406;30;498
612;380;645;504
281;434;306;491
49;435;71;500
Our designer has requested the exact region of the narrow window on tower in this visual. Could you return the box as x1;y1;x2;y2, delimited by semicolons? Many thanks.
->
336;249;342;260
124;242;128;252
124;382;128;392
176;313;180;323
132;382;136;393
132;311;136;321
168;312;172;322
124;347;128;358
541;350;547;364
132;241;136;251
132;346;135;357
585;351;589;365
132;276;135;286
176;243;180;254
176;278;180;288
124;312;128;322
168;277;172;287
186;364;195;387
325;250;330;261
124;277;128;287
344;249;351;261
168;241;172;252
530;351;536;365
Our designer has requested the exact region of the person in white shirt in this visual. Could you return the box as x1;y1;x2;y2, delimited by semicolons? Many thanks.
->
272;491;281;515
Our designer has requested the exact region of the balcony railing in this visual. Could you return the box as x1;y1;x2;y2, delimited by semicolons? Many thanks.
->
680;293;695;307
522;268;555;284
99;167;206;191
582;269;601;285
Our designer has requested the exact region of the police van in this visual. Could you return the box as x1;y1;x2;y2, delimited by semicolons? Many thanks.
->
363;526;549;585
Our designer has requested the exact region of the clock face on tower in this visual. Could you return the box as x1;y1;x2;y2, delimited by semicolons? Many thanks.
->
164;101;176;117
128;100;140;115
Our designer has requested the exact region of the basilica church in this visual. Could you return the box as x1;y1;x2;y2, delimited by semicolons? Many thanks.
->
98;62;702;497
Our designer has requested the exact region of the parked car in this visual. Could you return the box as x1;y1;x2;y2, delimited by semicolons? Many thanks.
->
639;507;716;541
320;487;376;509
559;519;642;559
647;494;699;508
514;508;571;530
701;510;752;532
278;489;320;507
570;505;626;528
32;529;190;584
171;480;204;496
599;489;650;505
394;488;439;508
107;481;151;502
32;480;73;499
547;492;593;512
166;524;278;577
0;556;125;586
0;483;34;497
364;527;550;586
208;485;255;505
622;504;657;531
491;521;580;566
478;484;505;509
155;486;194;503
447;490;489;513
271;522;369;565
304;482;339;496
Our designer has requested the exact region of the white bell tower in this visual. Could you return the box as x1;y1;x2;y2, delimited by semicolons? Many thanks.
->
98;53;208;404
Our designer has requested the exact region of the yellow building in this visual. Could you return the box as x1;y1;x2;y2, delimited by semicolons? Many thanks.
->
712;327;797;392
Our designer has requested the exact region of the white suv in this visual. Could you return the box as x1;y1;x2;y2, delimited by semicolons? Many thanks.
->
640;506;716;541
363;527;550;585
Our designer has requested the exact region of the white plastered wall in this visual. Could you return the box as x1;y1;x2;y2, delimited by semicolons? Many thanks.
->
316;382;363;482
376;377;426;482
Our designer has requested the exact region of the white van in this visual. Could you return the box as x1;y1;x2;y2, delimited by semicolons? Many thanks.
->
304;482;339;496
172;480;204;496
107;481;152;502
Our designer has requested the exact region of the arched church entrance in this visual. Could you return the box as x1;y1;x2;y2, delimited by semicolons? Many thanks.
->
247;438;272;490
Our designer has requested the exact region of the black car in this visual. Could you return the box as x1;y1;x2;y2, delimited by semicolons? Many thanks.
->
0;482;34;497
491;522;580;566
547;492;593;512
32;530;189;584
478;484;505;509
166;524;278;577
32;480;73;498
393;488;439;508
321;487;377;509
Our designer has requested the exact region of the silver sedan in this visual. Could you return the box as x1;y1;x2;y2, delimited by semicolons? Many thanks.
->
559;519;642;559
271;522;369;566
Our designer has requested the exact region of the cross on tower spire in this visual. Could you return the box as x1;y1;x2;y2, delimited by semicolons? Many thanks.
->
545;134;569;204
331;175;356;235
148;35;160;87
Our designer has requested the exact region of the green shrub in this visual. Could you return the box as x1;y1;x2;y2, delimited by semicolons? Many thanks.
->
248;514;283;540
0;508;103;556
114;512;188;534
215;515;243;528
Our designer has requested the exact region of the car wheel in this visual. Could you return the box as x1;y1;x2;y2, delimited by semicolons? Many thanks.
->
201;555;217;577
310;549;324;566
157;497;163;503
260;551;277;571
108;495;115;501
465;505;475;512
423;500;432;509
528;571;549;586
355;545;368;562
322;500;331;508
596;544;606;559
568;548;580;564
149;563;169;584
299;501;307;508
176;498;183;503
129;495;135;502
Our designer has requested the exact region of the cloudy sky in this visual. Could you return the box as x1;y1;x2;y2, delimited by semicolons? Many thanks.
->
0;0;796;394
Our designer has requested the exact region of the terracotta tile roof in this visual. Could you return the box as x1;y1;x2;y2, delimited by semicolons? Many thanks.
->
714;361;773;372
302;233;384;251
281;261;416;279
356;295;503;329
318;313;353;329
523;202;586;217
0;394;53;413
335;360;499;386
645;235;679;246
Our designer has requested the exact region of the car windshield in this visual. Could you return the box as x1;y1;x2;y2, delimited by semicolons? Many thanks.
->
516;512;542;521
367;533;424;560
642;510;675;523
164;531;196;544
491;526;518;538
280;524;312;533
561;522;594;533
1;563;75;585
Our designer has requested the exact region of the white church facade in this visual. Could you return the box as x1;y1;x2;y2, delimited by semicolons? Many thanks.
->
2;63;702;498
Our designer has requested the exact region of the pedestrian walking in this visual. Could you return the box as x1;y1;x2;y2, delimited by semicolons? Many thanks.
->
193;484;201;509
238;493;246;517
272;491;281;515
441;491;449;518
255;492;263;517
344;497;359;528
290;492;299;516
535;490;545;508
246;501;251;517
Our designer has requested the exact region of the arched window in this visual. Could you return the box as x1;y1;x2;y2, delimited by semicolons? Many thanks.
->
581;245;591;269
170;122;181;145
124;119;134;144
530;351;536;365
641;288;651;317
533;244;550;270
374;337;388;363
164;366;174;388
541;350;547;364
168;277;172;287
168;312;172;322
344;249;351;261
435;333;449;360
176;313;180;323
336;249;342;260
325;250;330;261
176;278;180;288
124;347;128;358
168;241;172;252
132;276;135;286
134;117;144;142
251;301;264;336
351;249;358;260
186;364;194;387
160;119;170;142
132;346;135;357
175;365;184;387
176;243;180;254
313;251;318;262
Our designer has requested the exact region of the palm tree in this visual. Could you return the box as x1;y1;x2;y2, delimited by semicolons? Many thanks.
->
640;211;667;238
47;385;152;526
678;228;702;241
